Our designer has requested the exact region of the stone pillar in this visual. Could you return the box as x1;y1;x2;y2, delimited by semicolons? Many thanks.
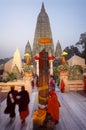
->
34;55;39;76
49;60;53;75
23;71;33;93
36;60;39;76
48;56;55;75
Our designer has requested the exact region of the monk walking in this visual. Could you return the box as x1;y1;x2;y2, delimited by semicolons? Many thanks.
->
47;91;61;124
4;85;18;120
17;86;30;124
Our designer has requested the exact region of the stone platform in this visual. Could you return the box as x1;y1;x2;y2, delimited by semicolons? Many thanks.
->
0;88;86;130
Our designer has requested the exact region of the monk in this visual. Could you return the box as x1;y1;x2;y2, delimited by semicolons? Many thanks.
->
17;86;30;123
61;79;65;93
47;91;61;124
49;75;55;91
4;86;18;120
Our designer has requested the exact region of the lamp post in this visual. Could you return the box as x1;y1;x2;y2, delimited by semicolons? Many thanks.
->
62;51;68;65
24;53;31;65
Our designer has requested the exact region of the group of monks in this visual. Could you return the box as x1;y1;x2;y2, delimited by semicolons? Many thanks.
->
4;85;30;124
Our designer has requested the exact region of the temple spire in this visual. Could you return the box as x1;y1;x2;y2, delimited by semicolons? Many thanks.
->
55;40;62;59
25;40;32;55
33;3;54;56
41;2;45;12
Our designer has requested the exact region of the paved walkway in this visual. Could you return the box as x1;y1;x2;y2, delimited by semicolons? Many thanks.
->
0;88;38;130
0;88;86;130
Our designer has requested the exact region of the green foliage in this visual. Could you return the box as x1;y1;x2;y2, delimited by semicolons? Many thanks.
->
12;65;22;79
63;45;81;60
69;65;83;80
6;71;16;81
23;65;34;72
76;32;86;63
53;66;58;76
57;64;69;72
53;64;69;83
53;66;58;82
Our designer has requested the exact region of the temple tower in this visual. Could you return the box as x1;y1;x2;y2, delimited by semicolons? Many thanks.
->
54;40;62;67
24;40;33;64
25;40;32;55
33;3;54;56
55;40;62;59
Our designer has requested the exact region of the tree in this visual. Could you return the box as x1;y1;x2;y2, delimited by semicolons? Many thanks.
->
63;45;81;60
76;32;86;63
6;71;16;81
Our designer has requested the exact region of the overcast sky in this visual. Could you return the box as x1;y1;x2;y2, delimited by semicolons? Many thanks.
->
0;0;86;59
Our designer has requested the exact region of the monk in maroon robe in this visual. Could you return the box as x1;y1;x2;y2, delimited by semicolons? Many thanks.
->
4;86;18;119
17;86;30;123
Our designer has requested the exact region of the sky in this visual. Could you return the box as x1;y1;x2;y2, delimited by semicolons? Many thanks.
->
0;0;86;59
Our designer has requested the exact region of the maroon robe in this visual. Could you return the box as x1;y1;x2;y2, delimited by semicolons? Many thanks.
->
5;89;18;118
18;90;30;121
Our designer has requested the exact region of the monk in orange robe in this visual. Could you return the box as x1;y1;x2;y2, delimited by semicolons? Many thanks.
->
17;86;30;124
61;79;65;93
47;91;61;124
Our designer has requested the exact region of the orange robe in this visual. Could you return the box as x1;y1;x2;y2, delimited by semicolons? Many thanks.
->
47;91;60;123
20;106;29;121
61;79;65;93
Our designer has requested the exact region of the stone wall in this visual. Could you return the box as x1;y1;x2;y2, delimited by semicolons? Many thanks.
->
59;70;84;92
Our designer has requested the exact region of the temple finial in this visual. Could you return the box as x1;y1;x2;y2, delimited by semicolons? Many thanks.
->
41;2;45;12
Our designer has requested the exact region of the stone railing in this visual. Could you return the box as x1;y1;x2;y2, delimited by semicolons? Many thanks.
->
0;81;25;92
0;71;33;93
67;80;84;91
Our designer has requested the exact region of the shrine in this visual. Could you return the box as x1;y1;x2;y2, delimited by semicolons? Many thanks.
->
0;2;86;130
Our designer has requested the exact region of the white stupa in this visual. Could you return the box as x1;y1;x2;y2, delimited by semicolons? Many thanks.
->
11;48;22;73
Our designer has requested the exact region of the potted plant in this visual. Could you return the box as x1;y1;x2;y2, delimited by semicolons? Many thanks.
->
23;65;34;77
57;64;69;76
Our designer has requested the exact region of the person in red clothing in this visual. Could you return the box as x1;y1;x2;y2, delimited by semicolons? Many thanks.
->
47;91;61;124
17;86;30;124
49;75;55;91
61;79;65;93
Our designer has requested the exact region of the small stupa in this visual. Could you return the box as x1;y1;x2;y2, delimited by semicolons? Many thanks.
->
11;48;22;73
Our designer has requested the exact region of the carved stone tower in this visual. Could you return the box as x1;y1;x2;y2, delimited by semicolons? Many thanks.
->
25;40;32;55
54;40;62;67
33;3;54;56
55;40;62;59
24;40;33;64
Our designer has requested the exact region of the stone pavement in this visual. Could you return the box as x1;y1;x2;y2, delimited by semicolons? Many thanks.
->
0;88;38;130
1;87;86;130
